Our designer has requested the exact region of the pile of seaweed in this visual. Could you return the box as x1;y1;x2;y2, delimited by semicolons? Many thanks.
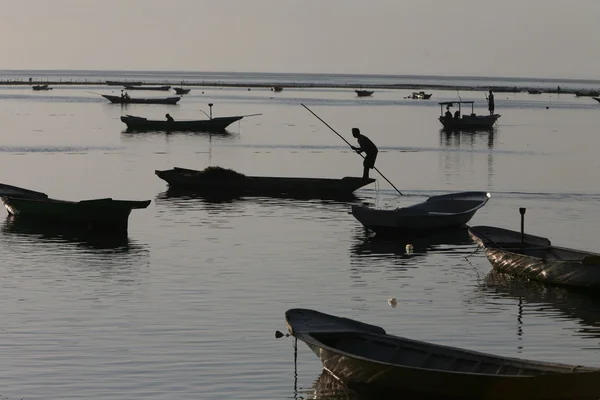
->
198;166;246;179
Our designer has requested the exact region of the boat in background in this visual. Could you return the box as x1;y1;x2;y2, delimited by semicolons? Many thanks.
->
528;89;542;94
0;183;151;232
106;80;143;86
575;90;599;97
469;223;600;291
352;191;490;234
355;90;374;97
32;84;52;91
438;101;500;130
173;87;191;95
155;166;375;199
101;94;181;105
272;85;283;92
410;91;432;99
121;114;244;132
123;85;172;91
285;308;600;400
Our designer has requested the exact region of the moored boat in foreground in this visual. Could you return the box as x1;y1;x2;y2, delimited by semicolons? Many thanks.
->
439;101;500;130
101;94;181;105
0;183;151;231
155;166;375;199
352;191;490;234
121;115;244;132
469;224;600;291
286;308;600;400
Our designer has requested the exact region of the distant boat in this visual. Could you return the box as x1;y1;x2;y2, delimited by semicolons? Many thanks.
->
0;183;150;232
286;308;600;400
272;86;283;92
575;90;599;97
155;166;375;200
439;101;500;130
410;91;432;99
106;80;143;86
121;115;244;132
173;87;191;95
100;94;181;105
32;84;52;91
123;85;172;91
355;90;374;97
527;89;542;94
351;191;490;234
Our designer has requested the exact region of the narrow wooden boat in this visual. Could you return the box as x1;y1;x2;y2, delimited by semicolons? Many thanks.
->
32;84;52;91
469;225;600;291
121;115;243;132
355;90;374;97
352;191;490;234
0;183;151;231
439;101;500;130
155;166;375;199
173;87;191;95
286;308;600;400
123;85;172;91
101;94;181;105
106;80;143;86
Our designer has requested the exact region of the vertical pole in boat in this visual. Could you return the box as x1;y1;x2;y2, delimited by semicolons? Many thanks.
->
519;207;526;245
208;103;213;119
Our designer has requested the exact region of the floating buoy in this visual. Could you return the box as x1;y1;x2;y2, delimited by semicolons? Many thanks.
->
388;298;398;307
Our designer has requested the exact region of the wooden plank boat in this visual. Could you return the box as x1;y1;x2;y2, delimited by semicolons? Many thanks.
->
439;101;500;130
0;183;151;231
106;80;143;86
155;166;375;199
286;308;600;400
352;191;490;234
123;85;172;91
469;225;600;291
101;94;181;105
173;87;191;95
121;115;244;132
355;90;374;97
32;84;52;91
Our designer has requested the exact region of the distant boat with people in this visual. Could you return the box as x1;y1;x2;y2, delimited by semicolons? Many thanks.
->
438;101;500;130
410;91;432;99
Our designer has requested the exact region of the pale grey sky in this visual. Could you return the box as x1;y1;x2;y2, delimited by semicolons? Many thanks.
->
1;0;598;79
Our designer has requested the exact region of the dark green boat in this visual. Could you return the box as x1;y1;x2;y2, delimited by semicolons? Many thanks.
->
0;183;150;231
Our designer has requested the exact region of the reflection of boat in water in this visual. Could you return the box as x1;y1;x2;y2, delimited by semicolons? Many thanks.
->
478;271;600;338
351;225;474;257
310;370;363;400
1;216;132;251
286;308;600;400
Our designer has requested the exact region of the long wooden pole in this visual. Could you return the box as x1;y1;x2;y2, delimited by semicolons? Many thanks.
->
301;103;403;196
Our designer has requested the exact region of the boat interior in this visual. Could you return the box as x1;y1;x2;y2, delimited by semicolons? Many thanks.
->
310;331;591;376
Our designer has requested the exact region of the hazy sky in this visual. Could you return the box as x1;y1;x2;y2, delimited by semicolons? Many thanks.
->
2;0;598;79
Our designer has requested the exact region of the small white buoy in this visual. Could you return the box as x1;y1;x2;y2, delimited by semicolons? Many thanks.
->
405;244;414;253
388;298;397;307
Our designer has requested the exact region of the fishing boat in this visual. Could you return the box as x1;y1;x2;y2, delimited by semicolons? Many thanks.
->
0;183;151;231
410;91;432;99
32;84;52;91
121;114;244;132
355;90;374;97
123;85;172;91
351;191;490;234
285;308;600;400
469;224;600;291
155;166;375;199
439;101;500;130
272;85;283;92
101;94;181;105
173;87;191;95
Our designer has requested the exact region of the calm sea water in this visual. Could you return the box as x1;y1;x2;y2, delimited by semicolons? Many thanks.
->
1;72;600;399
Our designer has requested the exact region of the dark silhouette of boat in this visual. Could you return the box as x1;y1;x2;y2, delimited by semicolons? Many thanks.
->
121;115;244;132
410;91;432;99
439;101;500;130
272;85;283;92
101;94;181;105
123;85;172;91
0;183;150;232
173;87;191;95
106;80;143;86
575;90;600;97
527;89;542;94
32;84;52;91
355;90;374;97
155;166;375;199
286;308;600;400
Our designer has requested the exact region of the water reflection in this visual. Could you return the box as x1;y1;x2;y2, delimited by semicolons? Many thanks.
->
310;371;364;400
476;271;600;339
439;128;496;149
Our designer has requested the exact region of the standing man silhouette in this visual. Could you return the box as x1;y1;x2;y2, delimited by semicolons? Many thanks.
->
350;127;378;180
487;90;495;115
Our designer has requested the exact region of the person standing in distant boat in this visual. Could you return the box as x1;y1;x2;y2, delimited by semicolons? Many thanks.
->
487;90;495;115
350;127;378;180
165;113;174;122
